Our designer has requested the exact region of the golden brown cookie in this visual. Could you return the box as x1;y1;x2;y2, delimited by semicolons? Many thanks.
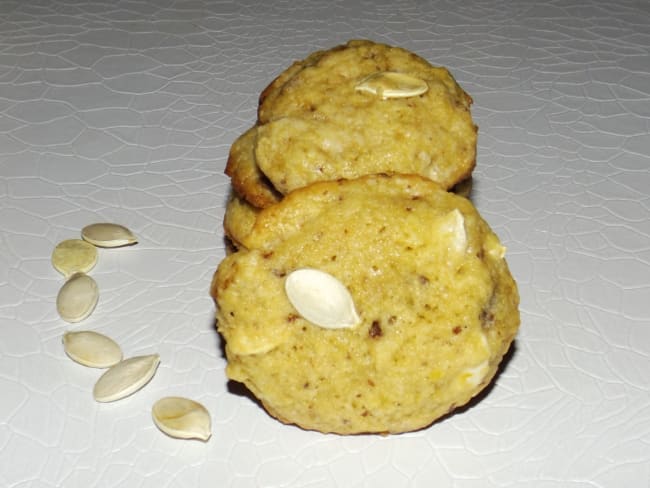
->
212;174;519;434
225;126;282;208
223;188;260;249
223;173;472;250
253;40;477;196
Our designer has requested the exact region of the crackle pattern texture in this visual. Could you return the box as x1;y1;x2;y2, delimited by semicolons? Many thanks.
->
0;0;648;487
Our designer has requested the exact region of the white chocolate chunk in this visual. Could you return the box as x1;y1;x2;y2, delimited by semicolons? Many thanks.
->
63;331;123;368
51;239;98;278
485;232;507;260
93;354;160;402
81;223;137;248
355;71;428;99
284;268;360;329
459;360;490;388
152;397;212;441
56;272;99;323
490;244;507;260
478;331;490;354
437;209;468;254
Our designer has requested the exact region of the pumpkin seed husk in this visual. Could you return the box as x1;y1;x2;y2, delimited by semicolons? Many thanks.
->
284;268;360;329
56;272;99;323
62;331;122;368
81;223;137;248
152;396;212;441
51;239;98;278
93;354;160;403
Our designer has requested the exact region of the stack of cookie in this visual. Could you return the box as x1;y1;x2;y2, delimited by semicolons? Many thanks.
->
212;40;519;434
222;39;477;249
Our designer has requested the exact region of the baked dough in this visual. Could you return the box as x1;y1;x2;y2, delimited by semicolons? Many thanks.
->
227;40;477;206
224;126;281;209
212;174;519;434
223;189;260;250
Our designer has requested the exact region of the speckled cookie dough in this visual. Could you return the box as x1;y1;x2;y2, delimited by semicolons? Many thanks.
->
223;189;260;250
226;40;477;207
212;174;519;434
254;40;477;196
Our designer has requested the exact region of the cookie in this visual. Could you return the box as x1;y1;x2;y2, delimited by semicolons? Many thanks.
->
224;174;473;250
253;40;477;196
225;126;282;209
223;188;260;249
212;174;519;434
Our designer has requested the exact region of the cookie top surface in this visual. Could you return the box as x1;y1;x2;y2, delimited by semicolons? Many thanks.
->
212;174;519;434
254;40;477;195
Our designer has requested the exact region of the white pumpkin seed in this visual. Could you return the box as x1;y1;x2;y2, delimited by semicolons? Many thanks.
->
152;396;212;441
81;223;137;248
51;239;98;278
56;272;99;323
284;268;360;329
62;331;123;368
355;71;429;99
93;354;160;403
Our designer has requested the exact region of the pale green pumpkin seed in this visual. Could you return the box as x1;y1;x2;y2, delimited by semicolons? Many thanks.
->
51;239;98;278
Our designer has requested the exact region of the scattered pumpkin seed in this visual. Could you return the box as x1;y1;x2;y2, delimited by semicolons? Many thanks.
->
81;223;137;248
284;268;360;329
93;354;160;403
51;239;98;278
152;396;212;441
62;330;122;368
355;71;429;99
56;272;99;323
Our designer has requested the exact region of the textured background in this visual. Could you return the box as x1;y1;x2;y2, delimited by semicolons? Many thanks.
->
1;0;649;486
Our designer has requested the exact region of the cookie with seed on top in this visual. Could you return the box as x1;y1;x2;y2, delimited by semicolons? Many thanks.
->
226;40;477;207
256;39;477;196
211;174;519;435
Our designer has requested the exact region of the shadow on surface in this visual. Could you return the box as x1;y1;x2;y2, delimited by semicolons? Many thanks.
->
437;339;519;424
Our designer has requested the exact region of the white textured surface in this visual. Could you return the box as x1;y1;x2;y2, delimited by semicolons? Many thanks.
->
1;0;649;486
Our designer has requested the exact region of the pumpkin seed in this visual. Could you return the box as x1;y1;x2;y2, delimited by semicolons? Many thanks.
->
56;272;99;323
152;396;212;441
355;71;428;99
81;223;137;248
93;354;160;402
51;239;98;278
62;331;122;368
284;268;360;329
